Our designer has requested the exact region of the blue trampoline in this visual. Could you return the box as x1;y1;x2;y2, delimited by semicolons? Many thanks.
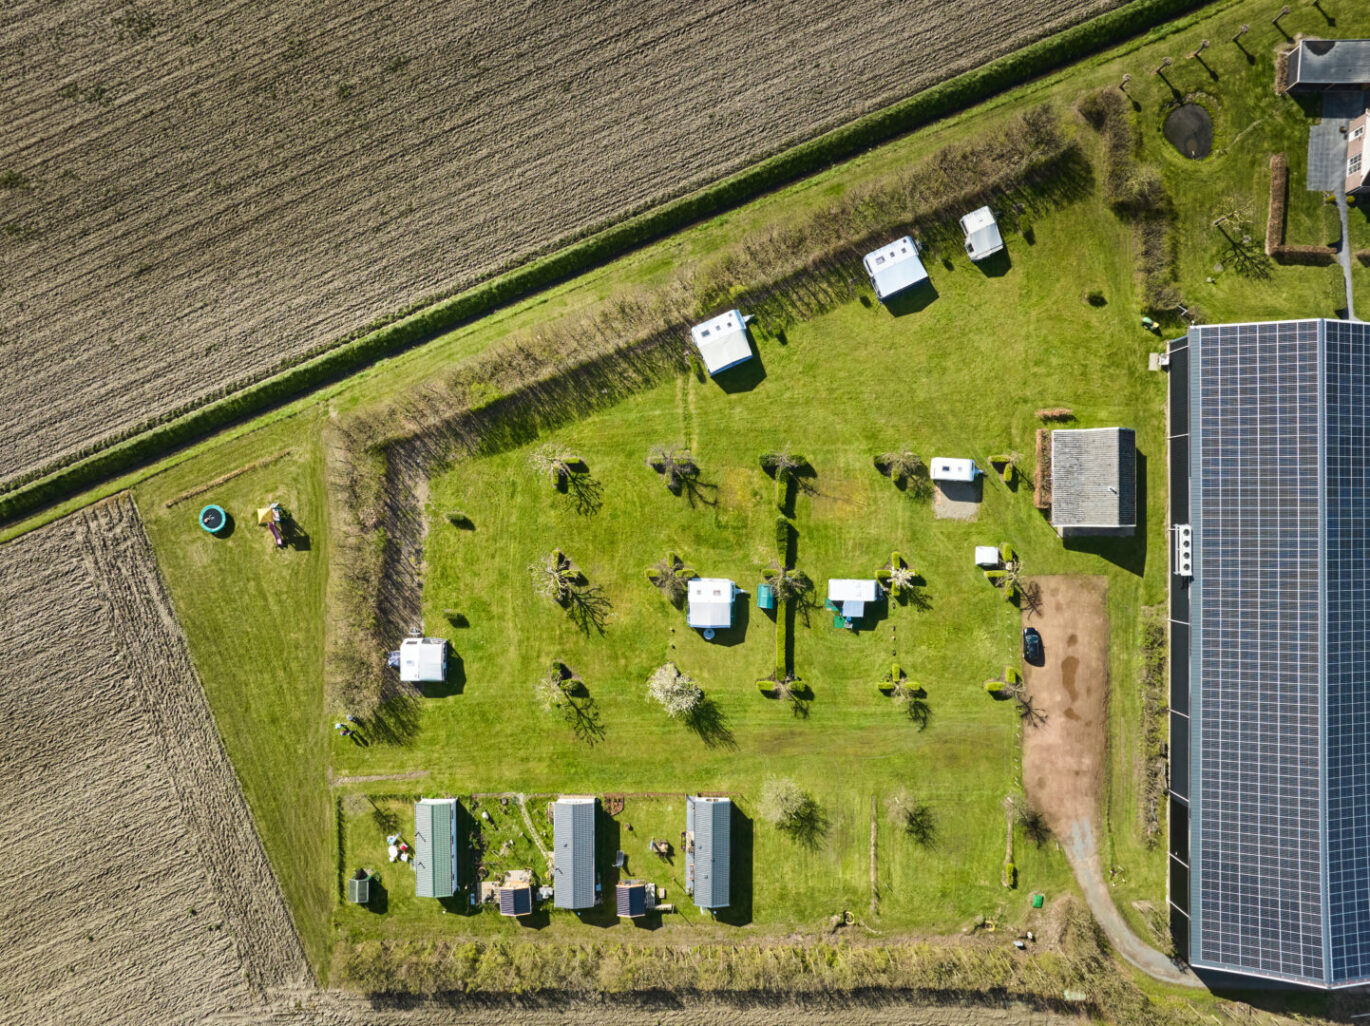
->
199;504;228;534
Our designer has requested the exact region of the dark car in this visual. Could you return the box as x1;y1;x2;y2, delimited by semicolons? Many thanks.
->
1022;626;1044;665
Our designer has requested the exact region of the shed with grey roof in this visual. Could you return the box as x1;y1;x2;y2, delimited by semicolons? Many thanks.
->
1049;428;1136;536
686;795;731;910
553;797;597;910
1287;39;1370;92
413;797;458;899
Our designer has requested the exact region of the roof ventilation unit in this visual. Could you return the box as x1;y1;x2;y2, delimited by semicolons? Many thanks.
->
1174;524;1193;577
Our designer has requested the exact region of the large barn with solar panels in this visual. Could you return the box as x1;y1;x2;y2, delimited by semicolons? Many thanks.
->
1168;318;1370;988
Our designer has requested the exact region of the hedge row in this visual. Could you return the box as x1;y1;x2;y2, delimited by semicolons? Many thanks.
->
1265;153;1337;265
0;0;1212;526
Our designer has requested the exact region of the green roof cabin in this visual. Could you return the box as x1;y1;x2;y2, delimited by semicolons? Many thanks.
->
347;869;371;904
414;797;458;899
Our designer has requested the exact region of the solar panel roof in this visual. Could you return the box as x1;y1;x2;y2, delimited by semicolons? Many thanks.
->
1184;319;1370;988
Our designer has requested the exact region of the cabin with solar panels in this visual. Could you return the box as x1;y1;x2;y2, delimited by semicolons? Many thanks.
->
1168;318;1370;988
685;796;731;910
552;796;597;910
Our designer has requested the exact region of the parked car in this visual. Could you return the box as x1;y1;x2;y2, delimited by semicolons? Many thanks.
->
1022;626;1044;665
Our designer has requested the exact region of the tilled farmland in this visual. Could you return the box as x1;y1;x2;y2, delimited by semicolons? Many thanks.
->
0;494;305;1023
0;0;1122;488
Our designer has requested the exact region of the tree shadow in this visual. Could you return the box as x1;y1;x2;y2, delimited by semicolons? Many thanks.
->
780;794;829;850
284;520;311;551
564;584;612;636
894;574;932;611
1062;451;1147;576
685;696;736;749
902;803;937;848
366;687;421;746
884;282;939;317
675;471;718;508
715;805;753;926
562;694;606;747
563;472;603;516
1017;694;1049;729
899;689;931;731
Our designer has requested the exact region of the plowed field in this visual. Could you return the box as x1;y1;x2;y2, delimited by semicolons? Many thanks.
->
0;494;305;1023
0;0;1122;488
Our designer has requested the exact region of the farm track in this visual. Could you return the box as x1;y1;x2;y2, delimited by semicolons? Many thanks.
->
0;0;1123;489
0;494;305;1023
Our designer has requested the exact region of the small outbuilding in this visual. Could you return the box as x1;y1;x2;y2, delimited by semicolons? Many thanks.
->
959;206;1004;260
399;637;447;683
827;579;879;620
1348;109;1369;197
413;797;458;899
498;882;533;917
1287;39;1370;93
690;310;753;376
553;796;597;910
347;869;372;904
862;236;930;302
687;578;737;632
616;879;650;918
1049;427;1136;537
930;458;980;482
686;796;731;910
974;546;1001;569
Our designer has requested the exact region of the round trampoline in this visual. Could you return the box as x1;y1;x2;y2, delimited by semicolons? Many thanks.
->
1163;103;1213;159
199;504;228;534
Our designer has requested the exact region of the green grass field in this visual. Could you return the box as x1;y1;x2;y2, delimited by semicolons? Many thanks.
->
119;0;1370;984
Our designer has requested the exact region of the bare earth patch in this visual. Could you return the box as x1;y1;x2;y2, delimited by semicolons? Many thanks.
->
932;480;983;520
0;494;307;1024
0;0;1125;488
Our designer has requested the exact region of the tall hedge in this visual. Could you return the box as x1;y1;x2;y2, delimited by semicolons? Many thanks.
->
0;0;1211;526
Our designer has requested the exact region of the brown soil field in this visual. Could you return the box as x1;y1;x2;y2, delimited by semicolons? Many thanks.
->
0;494;306;1023
0;0;1123;489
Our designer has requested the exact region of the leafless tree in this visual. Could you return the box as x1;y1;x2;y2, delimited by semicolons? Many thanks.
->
645;552;697;607
874;451;930;496
528;445;583;487
529;549;580;604
762;561;813;605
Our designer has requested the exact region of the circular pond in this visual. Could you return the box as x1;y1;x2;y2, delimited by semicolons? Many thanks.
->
1164;103;1213;159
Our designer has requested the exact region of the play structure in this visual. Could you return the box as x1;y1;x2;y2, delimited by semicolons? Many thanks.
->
257;503;286;547
198;504;228;535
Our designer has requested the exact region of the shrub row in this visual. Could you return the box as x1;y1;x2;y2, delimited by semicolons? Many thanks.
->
1265;153;1288;254
0;0;1210;526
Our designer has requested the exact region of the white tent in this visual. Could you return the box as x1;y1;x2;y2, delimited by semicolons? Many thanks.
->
827;578;878;619
399;637;447;683
959;206;1005;261
690;311;753;376
930;458;979;482
862;236;929;301
687;578;736;629
974;546;1001;568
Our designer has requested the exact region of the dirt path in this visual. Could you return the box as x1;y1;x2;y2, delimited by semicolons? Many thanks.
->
0;495;307;1024
1020;575;1199;988
0;0;1126;489
517;793;553;866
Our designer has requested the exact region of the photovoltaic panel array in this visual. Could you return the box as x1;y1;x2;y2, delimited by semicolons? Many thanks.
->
1189;320;1325;983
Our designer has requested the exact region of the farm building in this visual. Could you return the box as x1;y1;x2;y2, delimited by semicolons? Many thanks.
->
1168;318;1370;988
861;236;929;302
959;206;1004;260
929;457;979;482
498;882;533;917
686;796;731;910
1048;428;1136;537
1348;109;1369;196
398;636;447;683
687;578;737;631
552;797;596;910
689;310;753;376
413;797;458;899
827;579;879;620
1286;39;1370;92
616;879;649;918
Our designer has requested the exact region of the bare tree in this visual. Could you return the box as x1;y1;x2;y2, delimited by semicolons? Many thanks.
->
529;549;580;604
762;561;814;605
877;553;919;598
645;552;697;607
874;451;930;495
646;662;703;718
534;661;577;711
760;448;816;498
891;680;930;730
759;777;827;846
528;445;583;487
647;446;697;493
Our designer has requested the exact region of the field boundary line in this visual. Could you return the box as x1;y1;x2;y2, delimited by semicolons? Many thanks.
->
0;0;1219;531
163;449;292;507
